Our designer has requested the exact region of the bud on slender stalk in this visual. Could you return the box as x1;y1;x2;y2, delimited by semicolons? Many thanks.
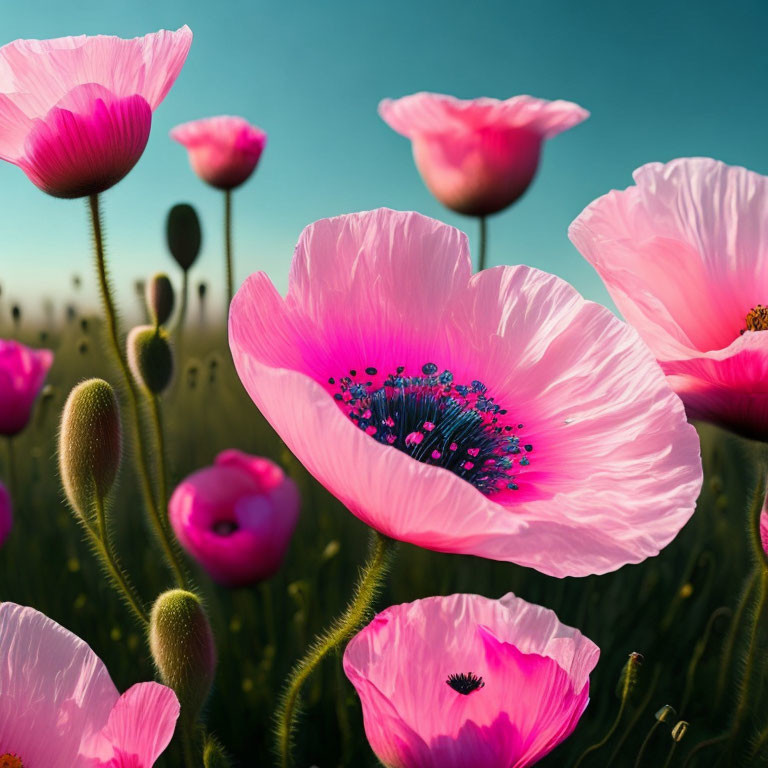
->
127;326;174;394
616;651;643;701
671;720;689;742
167;203;202;272
146;273;175;327
150;589;216;722
655;704;676;723
58;379;122;519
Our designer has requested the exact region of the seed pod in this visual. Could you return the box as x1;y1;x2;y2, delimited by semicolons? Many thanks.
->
127;326;174;394
150;590;216;723
58;379;122;519
167;203;202;271
146;273;175;327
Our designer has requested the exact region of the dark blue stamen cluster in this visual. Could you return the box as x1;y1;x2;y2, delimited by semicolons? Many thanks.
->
330;363;533;495
446;672;485;695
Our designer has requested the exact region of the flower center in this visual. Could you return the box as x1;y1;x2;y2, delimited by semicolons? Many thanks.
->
212;520;238;536
742;305;768;334
0;754;23;768
330;363;532;495
446;672;485;695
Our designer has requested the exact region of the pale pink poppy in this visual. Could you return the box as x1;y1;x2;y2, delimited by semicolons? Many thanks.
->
0;602;179;766
169;449;300;587
344;592;600;767
569;157;768;440
229;208;702;577
0;482;10;548
0;26;192;198
0;339;53;436
170;116;267;190
378;92;588;217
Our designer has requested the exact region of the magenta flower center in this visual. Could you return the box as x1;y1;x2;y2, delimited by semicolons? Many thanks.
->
0;754;23;768
446;672;485;695
330;363;533;495
742;305;768;334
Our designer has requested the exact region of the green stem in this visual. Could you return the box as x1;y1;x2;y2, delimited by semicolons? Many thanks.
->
149;392;188;588
274;531;397;768
573;697;628;768
87;193;185;588
5;437;16;502
635;720;662;768
181;719;198;768
87;494;148;625
662;741;678;768
682;734;728;768
176;269;188;357
224;189;233;310
478;215;488;271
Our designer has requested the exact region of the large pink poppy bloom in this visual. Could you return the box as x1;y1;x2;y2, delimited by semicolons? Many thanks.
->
569;157;768;441
344;592;599;768
0;26;192;198
170;116;267;190
0;339;53;436
229;208;702;577
0;482;10;548
169;449;300;587
0;602;179;767
378;93;588;217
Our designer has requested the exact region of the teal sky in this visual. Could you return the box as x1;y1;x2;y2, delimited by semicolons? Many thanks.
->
1;0;767;321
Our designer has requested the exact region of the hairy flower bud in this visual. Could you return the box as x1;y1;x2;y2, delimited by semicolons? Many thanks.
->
58;379;122;518
127;326;174;394
167;203;202;271
150;590;216;722
203;737;231;768
616;651;643;701
146;273;175;327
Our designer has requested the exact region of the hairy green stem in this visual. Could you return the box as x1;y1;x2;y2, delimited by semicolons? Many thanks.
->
88;194;186;588
224;189;233;310
573;693;628;768
274;531;396;768
478;215;488;271
682;734;728;767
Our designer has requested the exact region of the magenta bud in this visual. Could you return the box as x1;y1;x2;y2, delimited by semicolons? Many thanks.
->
127;325;174;394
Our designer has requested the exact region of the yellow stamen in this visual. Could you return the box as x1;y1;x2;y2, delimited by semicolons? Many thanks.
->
743;305;768;334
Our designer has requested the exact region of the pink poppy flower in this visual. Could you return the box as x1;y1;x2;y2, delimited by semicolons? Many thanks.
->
378;92;588;217
169;449;300;587
0;339;53;436
0;602;179;767
0;26;192;198
170;116;267;190
0;482;10;548
229;208;702;577
569;157;768;441
343;592;600;768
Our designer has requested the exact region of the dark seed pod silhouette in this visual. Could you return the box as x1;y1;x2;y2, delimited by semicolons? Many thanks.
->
167;203;202;271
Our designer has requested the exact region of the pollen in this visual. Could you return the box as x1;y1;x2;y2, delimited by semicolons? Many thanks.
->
743;304;768;334
1;754;23;768
446;672;485;695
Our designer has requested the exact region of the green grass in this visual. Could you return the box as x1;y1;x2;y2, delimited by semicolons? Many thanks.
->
2;306;767;767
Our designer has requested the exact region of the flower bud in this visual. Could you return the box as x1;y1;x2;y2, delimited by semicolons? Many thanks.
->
150;589;216;722
655;704;676;723
203;737;231;768
167;203;202;272
127;326;174;394
146;273;175;327
58;379;122;518
671;720;689;742
616;651;643;701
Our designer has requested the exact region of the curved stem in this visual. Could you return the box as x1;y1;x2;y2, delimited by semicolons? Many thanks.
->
5;437;16;502
662;741;678;768
224;189;233;310
573;698;627;768
682;734;728;768
149;392;188;588
478;215;488;271
635;720;662;768
274;531;397;768
87;494;148;625
87;193;185;588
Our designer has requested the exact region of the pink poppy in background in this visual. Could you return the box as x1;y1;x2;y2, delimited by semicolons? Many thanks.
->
0;481;10;548
171;116;267;190
169;449;300;587
378;93;588;217
570;157;768;441
229;208;702;578
0;602;179;766
0;339;53;436
0;26;192;198
344;592;599;768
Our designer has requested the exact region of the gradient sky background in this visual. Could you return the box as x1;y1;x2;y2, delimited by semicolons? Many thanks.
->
1;0;767;321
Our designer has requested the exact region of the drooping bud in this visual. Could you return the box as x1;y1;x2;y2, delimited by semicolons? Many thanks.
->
146;273;175;327
167;203;202;272
616;651;643;701
655;704;676;723
127;326;174;394
671;720;689;742
203;737;232;768
58;379;122;519
150;590;216;722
